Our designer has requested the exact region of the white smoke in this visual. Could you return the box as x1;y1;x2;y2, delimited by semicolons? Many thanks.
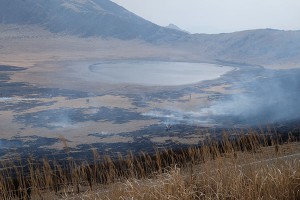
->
142;109;214;125
143;68;300;127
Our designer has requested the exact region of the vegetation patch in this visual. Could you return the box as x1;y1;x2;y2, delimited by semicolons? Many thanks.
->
0;130;299;199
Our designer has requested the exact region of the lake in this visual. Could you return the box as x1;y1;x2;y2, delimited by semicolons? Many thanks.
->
88;61;234;86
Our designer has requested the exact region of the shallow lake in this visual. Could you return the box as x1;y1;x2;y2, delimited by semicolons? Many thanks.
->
89;61;234;86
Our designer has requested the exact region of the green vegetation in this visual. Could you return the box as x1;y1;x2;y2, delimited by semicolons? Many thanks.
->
0;131;299;199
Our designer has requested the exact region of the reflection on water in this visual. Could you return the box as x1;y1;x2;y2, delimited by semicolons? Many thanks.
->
89;61;234;86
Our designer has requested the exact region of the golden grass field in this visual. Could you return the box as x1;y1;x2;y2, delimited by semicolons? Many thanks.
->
0;130;299;200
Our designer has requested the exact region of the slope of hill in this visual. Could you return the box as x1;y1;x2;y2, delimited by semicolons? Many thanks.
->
179;29;300;67
0;0;299;67
166;24;189;33
0;0;187;41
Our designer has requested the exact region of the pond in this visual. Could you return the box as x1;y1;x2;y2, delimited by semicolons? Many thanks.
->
89;61;234;86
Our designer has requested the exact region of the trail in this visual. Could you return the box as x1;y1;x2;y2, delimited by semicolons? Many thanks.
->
239;152;300;168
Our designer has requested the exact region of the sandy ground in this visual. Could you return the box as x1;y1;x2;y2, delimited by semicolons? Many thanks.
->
0;25;199;68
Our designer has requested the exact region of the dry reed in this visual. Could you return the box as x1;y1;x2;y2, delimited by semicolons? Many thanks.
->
0;130;299;199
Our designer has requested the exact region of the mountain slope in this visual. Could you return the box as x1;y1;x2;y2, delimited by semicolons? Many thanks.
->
166;24;189;33
0;0;299;67
0;0;187;41
178;29;300;67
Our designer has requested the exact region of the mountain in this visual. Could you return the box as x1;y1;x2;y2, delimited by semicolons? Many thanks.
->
166;24;189;33
0;0;299;67
185;29;300;66
0;0;187;42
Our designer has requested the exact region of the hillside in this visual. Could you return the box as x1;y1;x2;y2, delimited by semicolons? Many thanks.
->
179;29;300;67
0;0;187;41
166;23;189;33
0;0;299;67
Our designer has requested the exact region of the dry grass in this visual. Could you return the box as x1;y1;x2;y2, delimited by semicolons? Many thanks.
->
0;130;299;200
79;159;300;200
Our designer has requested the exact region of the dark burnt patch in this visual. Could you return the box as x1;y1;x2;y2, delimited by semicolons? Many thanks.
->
14;107;150;129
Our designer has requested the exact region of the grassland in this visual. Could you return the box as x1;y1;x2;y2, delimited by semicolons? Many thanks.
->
0;129;299;200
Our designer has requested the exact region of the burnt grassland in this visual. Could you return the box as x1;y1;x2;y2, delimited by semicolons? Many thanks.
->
0;128;299;200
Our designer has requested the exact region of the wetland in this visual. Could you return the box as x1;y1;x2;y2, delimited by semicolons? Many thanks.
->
0;61;299;159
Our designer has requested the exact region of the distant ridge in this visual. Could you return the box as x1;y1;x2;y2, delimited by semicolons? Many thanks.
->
166;24;189;33
0;0;299;66
187;29;300;66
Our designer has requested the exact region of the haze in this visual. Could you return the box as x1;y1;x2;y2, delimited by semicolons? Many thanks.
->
112;0;300;34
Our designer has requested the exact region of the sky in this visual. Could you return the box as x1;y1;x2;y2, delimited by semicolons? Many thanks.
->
111;0;300;34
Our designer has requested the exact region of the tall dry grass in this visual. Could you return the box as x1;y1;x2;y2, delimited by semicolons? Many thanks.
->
0;130;299;199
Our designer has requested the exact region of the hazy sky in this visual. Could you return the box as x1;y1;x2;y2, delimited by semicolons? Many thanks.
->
111;0;300;34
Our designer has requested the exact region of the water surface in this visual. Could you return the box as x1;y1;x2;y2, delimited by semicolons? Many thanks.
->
90;61;234;86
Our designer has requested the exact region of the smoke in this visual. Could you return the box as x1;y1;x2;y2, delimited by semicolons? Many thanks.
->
142;109;215;126
219;69;299;123
143;68;300;127
201;68;300;126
